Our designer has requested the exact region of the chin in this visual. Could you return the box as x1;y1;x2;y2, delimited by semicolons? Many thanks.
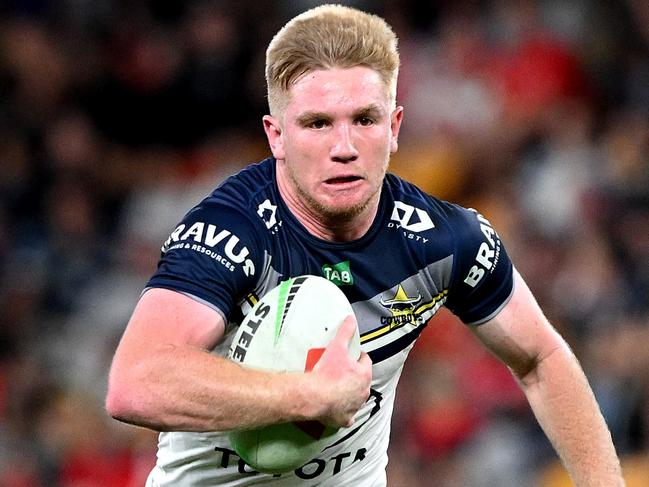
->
317;197;371;220
296;179;379;221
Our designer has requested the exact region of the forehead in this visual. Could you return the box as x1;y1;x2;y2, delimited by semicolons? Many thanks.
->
285;66;390;116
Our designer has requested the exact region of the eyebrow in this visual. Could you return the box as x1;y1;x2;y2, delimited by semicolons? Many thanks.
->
295;111;331;126
295;104;387;126
355;104;386;119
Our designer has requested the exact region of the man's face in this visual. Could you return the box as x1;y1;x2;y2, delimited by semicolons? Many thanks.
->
264;66;403;223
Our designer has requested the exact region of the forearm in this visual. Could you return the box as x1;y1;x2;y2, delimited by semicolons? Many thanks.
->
107;343;318;432
107;289;371;434
518;343;624;486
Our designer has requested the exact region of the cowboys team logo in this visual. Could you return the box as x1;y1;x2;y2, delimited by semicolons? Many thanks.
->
379;284;422;328
361;284;448;347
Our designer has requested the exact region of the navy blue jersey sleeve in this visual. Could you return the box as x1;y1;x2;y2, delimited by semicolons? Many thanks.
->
444;206;514;325
146;198;263;322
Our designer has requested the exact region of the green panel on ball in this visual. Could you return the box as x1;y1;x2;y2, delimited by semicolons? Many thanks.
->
229;422;337;474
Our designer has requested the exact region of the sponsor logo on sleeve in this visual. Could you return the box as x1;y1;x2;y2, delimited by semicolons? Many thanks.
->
463;210;501;288
162;222;255;277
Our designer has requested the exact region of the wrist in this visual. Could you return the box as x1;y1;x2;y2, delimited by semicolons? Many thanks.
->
285;371;326;422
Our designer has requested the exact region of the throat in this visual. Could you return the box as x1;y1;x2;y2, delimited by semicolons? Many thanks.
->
299;209;377;242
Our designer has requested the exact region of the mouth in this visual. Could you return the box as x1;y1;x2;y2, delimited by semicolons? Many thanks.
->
324;175;363;185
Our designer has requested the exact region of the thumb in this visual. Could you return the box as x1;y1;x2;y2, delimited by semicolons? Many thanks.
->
331;315;358;347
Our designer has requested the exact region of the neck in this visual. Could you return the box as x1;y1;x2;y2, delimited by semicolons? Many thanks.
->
299;207;379;242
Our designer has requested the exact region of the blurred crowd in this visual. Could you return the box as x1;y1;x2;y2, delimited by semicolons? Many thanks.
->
0;0;647;486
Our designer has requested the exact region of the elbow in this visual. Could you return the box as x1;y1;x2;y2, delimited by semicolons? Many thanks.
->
512;361;539;389
105;382;127;421
105;365;143;424
514;342;570;389
105;356;167;430
105;379;131;422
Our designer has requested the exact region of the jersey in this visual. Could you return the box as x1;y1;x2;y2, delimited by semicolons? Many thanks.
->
145;157;514;486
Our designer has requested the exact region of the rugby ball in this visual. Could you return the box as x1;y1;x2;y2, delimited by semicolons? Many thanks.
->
227;275;360;474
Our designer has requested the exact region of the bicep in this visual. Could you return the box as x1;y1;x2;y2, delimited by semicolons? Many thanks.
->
470;267;567;379
107;288;230;426
114;288;226;362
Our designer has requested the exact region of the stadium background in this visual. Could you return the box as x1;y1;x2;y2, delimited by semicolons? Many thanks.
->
0;0;648;485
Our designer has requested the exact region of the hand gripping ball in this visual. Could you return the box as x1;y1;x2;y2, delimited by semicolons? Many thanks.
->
227;275;361;474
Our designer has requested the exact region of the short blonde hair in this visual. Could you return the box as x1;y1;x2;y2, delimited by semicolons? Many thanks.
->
265;4;400;116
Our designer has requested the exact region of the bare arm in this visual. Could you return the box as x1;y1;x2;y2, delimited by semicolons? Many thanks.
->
106;288;371;432
471;268;624;487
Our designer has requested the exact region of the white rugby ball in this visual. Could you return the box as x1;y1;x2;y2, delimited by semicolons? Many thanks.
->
227;275;360;474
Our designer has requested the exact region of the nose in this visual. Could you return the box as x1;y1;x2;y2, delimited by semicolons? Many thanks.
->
330;122;359;162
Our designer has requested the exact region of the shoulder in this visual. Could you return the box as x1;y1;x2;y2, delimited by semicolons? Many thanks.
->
174;158;276;233
160;159;278;274
206;158;276;212
215;158;275;198
384;173;513;325
148;160;277;320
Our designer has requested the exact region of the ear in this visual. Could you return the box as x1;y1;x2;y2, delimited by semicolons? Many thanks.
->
389;106;404;154
263;115;285;160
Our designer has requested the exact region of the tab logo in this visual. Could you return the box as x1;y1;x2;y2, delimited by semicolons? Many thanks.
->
322;261;353;286
390;201;434;233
